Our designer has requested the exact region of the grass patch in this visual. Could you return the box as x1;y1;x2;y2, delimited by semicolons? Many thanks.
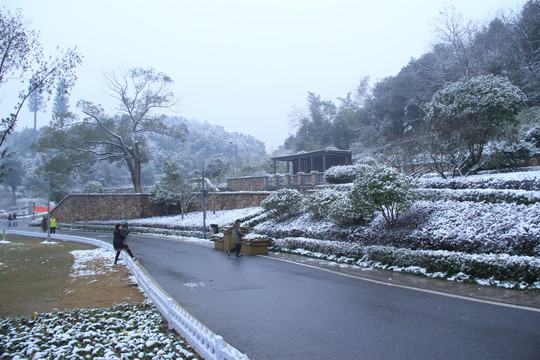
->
0;235;94;317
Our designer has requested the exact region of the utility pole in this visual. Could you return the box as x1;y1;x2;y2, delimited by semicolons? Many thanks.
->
202;163;207;239
46;172;51;242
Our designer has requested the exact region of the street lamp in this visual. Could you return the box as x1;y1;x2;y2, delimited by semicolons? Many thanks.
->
46;172;52;242
201;163;208;239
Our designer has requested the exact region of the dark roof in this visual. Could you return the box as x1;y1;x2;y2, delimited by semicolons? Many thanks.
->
271;149;351;161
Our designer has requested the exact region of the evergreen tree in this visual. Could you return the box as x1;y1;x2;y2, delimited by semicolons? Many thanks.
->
52;78;72;127
149;156;196;217
27;87;46;131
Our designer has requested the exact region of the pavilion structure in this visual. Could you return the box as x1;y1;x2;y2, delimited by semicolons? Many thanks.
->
271;149;352;174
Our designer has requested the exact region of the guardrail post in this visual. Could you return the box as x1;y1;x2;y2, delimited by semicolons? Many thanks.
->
214;335;225;360
167;299;175;330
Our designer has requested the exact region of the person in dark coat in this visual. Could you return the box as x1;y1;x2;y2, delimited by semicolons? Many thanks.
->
227;219;245;257
41;216;48;232
113;223;137;264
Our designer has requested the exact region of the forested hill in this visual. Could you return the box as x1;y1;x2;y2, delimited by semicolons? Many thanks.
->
285;1;540;175
146;116;267;177
0;116;268;205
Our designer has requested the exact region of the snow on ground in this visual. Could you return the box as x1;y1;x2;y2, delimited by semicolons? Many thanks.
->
0;247;200;359
126;207;264;229
70;248;117;277
0;302;200;359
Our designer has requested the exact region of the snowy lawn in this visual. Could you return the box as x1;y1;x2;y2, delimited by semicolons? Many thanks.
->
0;302;200;360
0;245;200;360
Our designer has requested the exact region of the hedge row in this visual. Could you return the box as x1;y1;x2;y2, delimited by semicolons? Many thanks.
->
271;237;540;289
415;188;540;205
418;174;540;190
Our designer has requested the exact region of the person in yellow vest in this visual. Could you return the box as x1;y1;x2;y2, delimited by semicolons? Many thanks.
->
49;215;57;234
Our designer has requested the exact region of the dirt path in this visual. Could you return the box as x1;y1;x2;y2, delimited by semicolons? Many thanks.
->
0;235;145;318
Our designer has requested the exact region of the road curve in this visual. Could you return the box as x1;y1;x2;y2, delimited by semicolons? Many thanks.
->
126;234;540;360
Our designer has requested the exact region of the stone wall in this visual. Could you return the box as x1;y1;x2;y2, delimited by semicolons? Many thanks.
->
52;192;270;223
189;192;270;212
51;194;162;223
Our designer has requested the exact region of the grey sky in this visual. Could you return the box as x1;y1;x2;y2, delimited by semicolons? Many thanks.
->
1;0;527;151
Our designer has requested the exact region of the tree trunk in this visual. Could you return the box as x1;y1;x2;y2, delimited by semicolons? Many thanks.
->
127;143;143;193
10;186;17;206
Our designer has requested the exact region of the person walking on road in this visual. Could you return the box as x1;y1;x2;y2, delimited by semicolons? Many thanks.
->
227;219;245;257
113;223;137;264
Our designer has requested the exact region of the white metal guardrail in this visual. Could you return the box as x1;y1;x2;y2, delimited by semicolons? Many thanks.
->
5;230;250;360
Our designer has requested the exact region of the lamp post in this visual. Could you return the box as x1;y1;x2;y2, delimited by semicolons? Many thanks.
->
202;163;207;239
46;172;52;242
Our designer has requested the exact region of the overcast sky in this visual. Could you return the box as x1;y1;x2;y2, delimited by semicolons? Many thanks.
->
1;0;527;152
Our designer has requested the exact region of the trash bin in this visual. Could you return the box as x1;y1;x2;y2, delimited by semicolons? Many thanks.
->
210;224;219;233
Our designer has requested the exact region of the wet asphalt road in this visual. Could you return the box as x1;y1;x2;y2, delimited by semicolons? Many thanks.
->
123;234;540;360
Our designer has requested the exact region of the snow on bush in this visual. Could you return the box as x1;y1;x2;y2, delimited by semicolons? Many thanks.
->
255;213;350;241
397;200;540;256
260;188;304;220
304;188;339;220
327;191;373;226
419;169;540;190
0;302;199;359
83;181;104;194
255;199;540;256
324;164;370;184
415;188;540;205
352;165;416;227
304;187;372;226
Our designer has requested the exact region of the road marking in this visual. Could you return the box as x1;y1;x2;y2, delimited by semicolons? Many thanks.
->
261;255;540;313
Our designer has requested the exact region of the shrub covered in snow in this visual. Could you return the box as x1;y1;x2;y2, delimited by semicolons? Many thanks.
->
352;165;416;227
326;191;374;226
418;170;540;190
261;188;304;220
304;187;374;226
324;164;369;184
0;302;199;359
304;188;340;220
415;188;540;205
255;199;540;257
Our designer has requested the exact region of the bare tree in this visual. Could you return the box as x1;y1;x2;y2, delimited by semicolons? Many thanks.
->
40;68;187;193
432;4;477;79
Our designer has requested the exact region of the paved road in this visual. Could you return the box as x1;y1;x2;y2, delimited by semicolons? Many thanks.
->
123;234;540;360
10;222;540;359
